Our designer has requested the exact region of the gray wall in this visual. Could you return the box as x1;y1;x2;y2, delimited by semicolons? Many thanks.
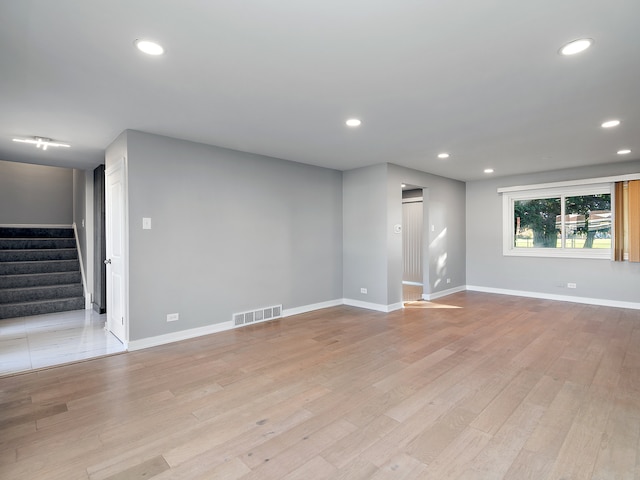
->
109;130;343;341
343;164;389;305
342;163;466;307
0;160;73;224
466;160;640;303
73;168;94;303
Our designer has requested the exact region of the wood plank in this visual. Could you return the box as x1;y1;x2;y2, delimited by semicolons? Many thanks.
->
101;455;170;480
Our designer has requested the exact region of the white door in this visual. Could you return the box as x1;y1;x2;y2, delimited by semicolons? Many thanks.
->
105;158;127;344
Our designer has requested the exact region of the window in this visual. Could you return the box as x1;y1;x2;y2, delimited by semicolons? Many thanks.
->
503;183;612;259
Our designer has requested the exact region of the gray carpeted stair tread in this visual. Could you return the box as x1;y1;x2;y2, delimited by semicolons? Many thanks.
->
0;297;85;319
0;248;78;262
0;283;83;303
0;259;80;275
0;271;82;289
0;238;77;249
0;227;74;238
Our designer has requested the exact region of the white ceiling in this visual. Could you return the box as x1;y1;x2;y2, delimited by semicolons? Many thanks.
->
1;0;639;181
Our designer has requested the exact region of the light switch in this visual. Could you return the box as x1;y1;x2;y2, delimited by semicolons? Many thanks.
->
142;217;152;229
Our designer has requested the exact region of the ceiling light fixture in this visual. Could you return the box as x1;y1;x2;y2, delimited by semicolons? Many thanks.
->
484;168;494;174
135;39;165;56
601;119;621;128
12;137;71;151
345;118;362;127
617;149;632;155
559;38;593;56
437;153;450;159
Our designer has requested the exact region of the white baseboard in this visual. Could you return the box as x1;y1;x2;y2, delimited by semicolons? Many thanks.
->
283;299;344;317
423;285;466;301
466;285;640;310
343;298;403;313
129;298;345;351
128;320;235;351
124;284;640;353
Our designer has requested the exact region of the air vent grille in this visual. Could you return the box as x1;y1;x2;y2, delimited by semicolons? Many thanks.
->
232;304;282;328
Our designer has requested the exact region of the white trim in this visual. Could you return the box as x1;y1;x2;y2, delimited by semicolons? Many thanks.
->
128;320;235;351
402;281;423;286
423;285;466;301
497;173;640;194
129;298;347;351
72;223;91;309
283;299;344;317
502;182;613;259
343;298;403;312
0;223;73;228
466;285;640;310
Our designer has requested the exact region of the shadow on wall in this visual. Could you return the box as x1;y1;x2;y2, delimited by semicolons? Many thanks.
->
430;227;448;289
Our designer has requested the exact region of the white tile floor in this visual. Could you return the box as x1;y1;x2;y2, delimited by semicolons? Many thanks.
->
0;309;126;376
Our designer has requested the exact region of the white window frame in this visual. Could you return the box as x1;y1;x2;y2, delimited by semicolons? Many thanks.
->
502;182;613;259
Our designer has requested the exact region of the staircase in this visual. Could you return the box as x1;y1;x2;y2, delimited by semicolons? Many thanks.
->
0;226;85;319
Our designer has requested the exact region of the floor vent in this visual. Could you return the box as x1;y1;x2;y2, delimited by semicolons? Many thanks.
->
233;304;282;327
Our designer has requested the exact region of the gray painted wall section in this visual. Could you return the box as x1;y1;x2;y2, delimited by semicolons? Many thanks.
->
0;160;72;224
466;160;640;304
342;163;466;307
343;164;389;305
120;131;342;341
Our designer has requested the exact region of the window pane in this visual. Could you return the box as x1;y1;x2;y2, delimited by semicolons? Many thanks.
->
564;194;611;249
514;198;561;248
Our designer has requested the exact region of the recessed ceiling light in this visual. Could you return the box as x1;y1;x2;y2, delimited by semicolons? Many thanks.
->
617;149;632;155
484;168;494;174
559;38;593;56
345;118;362;127
437;153;450;159
601;119;621;128
13;137;70;150
135;39;165;56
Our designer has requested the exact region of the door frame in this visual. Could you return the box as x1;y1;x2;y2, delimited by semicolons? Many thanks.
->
105;156;129;347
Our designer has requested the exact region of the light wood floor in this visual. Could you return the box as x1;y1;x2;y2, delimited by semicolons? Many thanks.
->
1;292;640;479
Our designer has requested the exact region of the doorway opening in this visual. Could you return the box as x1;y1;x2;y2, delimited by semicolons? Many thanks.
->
402;186;424;302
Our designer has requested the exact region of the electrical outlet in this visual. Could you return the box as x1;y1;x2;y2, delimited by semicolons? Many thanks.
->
446;278;451;284
360;288;368;294
567;283;577;289
166;313;179;322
